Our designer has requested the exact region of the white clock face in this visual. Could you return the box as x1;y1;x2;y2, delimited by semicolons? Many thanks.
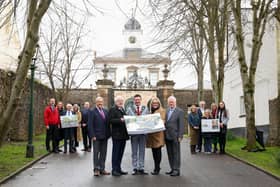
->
129;36;136;44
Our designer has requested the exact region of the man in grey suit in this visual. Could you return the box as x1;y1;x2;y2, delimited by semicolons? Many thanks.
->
126;94;149;175
165;96;185;177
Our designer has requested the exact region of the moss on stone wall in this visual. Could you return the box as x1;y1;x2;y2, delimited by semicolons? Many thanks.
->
0;69;53;141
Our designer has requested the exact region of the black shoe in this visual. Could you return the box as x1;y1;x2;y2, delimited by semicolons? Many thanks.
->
151;170;160;175
165;170;173;175
138;169;148;175
112;171;121;177
132;169;138;175
63;151;67;154
53;150;59;153
170;171;180;177
120;170;128;175
58;149;63;152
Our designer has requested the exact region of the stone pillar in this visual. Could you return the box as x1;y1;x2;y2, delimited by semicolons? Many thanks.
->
268;98;280;146
268;21;280;146
157;80;175;108
96;79;114;109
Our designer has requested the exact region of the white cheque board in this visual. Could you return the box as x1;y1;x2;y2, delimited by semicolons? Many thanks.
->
60;115;78;128
124;113;165;135
201;119;220;133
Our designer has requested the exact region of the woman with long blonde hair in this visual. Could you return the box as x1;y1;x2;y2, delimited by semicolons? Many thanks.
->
146;97;166;175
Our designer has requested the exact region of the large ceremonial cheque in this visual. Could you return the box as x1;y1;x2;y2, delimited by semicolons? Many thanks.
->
124;113;165;135
201;119;220;133
60;115;79;128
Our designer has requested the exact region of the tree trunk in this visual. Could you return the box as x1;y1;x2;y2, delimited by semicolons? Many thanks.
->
0;0;51;146
244;84;257;150
230;0;272;150
197;54;204;103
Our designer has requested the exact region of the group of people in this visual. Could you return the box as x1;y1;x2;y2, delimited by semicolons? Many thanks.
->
188;101;229;155
43;95;229;178
44;99;92;154
86;94;184;177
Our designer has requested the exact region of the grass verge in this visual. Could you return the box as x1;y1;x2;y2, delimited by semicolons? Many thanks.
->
0;134;48;180
227;137;280;178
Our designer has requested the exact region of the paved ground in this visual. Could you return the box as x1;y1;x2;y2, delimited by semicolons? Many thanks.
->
2;139;280;187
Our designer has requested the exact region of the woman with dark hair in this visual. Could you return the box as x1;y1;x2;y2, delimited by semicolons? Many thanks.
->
188;105;200;154
217;101;229;154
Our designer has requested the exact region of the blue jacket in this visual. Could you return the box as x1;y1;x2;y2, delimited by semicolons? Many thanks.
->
188;112;200;128
87;107;111;140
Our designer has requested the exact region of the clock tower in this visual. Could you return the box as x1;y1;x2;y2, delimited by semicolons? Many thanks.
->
123;17;142;58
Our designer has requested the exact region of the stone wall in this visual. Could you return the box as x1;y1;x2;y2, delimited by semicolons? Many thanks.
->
64;89;98;107
66;88;214;111
268;97;280;146
0;69;53;141
174;89;213;110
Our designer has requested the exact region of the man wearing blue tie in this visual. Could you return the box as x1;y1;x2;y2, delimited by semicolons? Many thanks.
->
165;96;185;177
88;97;111;176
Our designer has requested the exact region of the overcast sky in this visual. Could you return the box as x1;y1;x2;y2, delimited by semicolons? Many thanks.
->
13;0;210;89
87;0;211;88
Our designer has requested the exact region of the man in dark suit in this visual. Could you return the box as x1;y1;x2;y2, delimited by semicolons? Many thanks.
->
109;96;129;177
165;96;185;177
81;101;91;152
61;103;75;154
88;97;111;177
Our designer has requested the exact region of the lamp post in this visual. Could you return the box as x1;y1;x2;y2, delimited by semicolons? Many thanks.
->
26;45;39;158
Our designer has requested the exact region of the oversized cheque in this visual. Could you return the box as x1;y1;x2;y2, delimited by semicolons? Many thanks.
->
124;113;165;135
60;115;79;128
201;119;220;133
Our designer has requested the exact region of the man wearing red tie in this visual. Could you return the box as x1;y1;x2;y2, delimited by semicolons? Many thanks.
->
126;94;149;175
88;97;111;176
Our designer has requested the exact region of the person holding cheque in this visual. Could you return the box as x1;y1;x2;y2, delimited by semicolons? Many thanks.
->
61;103;75;154
126;94;149;175
146;97;166;175
201;109;213;154
109;96;129;177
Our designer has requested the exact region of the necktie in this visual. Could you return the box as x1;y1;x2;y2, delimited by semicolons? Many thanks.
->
136;106;140;115
99;108;105;119
167;108;173;121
